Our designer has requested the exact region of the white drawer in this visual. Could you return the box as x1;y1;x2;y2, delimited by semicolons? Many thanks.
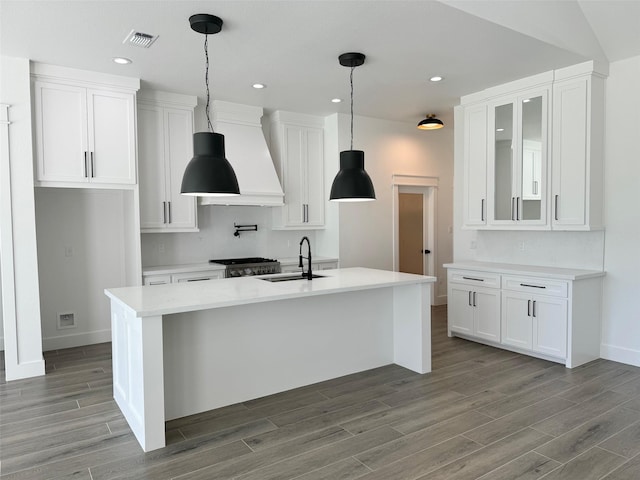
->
171;270;224;283
448;270;500;288
502;275;568;298
144;274;172;286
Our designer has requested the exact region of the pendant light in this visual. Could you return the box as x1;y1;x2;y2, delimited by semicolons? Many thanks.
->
181;14;240;197
329;52;375;202
417;114;444;130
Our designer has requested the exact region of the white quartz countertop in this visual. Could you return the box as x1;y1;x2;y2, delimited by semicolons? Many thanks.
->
142;256;338;276
443;261;605;280
106;267;435;317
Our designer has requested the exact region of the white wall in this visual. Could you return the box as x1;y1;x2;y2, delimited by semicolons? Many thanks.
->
600;55;640;366
332;113;454;304
35;188;131;350
0;56;45;379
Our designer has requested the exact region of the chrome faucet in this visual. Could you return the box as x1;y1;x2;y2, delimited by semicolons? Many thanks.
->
298;236;313;280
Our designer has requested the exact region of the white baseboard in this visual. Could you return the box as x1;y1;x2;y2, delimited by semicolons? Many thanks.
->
42;329;111;351
600;343;640;367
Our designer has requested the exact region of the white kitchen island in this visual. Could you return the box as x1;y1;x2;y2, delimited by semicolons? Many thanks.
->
105;267;435;452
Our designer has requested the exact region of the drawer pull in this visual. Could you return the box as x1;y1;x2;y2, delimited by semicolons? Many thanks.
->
463;276;485;282
520;283;546;289
186;278;209;282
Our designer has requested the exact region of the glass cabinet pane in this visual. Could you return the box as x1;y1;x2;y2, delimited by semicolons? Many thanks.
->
520;96;542;220
494;103;513;220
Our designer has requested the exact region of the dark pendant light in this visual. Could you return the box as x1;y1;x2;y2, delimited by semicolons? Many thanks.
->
417;114;444;130
329;52;375;202
181;14;240;197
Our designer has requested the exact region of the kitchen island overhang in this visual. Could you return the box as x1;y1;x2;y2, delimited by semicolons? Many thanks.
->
105;267;435;452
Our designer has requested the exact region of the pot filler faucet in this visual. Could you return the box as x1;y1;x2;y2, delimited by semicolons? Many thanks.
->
298;236;313;280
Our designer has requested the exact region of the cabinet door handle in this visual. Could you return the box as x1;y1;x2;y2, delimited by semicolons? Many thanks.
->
462;276;484;282
84;151;88;177
468;291;472;306
554;195;559;221
533;181;538;195
168;201;172;224
163;201;167;224
511;197;515;221
533;300;537;318
520;283;546;289
90;152;95;178
527;299;531;316
516;197;520;220
473;291;477;307
481;199;485;222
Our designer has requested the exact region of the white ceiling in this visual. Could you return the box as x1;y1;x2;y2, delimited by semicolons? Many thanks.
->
1;1;639;127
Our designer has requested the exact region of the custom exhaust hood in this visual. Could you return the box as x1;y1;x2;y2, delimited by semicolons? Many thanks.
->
199;100;284;206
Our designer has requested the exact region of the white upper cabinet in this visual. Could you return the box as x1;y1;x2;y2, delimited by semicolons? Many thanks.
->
459;61;606;231
487;87;549;228
269;111;325;229
551;67;606;230
463;104;488;227
137;91;198;233
32;64;138;188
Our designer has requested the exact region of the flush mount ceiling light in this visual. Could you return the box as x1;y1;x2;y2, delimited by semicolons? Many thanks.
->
417;114;444;130
112;57;132;65
329;52;375;202
181;14;240;197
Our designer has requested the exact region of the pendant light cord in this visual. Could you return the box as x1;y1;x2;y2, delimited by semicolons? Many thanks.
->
204;33;214;133
350;65;354;151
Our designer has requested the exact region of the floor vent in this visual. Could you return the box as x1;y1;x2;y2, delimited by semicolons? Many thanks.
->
57;312;76;329
123;30;158;48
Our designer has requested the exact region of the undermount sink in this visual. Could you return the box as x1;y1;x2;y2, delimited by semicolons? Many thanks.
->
260;273;325;282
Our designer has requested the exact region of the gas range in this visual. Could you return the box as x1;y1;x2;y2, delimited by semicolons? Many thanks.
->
209;257;281;278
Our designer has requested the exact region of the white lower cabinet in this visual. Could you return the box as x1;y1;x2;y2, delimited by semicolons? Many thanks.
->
446;263;603;368
448;276;500;343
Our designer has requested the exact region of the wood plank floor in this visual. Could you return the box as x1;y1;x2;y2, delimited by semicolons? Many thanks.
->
2;306;640;479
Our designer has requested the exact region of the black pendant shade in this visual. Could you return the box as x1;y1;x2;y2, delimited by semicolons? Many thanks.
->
329;150;375;201
417;114;444;130
181;132;240;196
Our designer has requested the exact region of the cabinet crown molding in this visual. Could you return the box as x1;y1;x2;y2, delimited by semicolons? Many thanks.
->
31;62;140;91
137;90;197;108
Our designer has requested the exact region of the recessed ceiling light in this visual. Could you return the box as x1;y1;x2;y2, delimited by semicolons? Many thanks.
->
113;57;132;65
331;98;342;103
429;76;443;82
252;83;265;89
496;128;505;132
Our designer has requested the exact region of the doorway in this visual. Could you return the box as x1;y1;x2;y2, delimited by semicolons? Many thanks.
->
392;175;438;304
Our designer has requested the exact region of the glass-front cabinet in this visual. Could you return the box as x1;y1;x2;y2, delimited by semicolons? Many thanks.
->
488;88;548;227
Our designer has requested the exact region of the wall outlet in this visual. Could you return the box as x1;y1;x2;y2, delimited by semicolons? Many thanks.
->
64;246;73;257
519;241;526;251
57;312;76;329
158;243;165;253
470;241;477;250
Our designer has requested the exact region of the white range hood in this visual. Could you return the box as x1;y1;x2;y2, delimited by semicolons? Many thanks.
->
199;101;284;206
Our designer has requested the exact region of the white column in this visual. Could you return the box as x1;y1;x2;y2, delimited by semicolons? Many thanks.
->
0;57;45;381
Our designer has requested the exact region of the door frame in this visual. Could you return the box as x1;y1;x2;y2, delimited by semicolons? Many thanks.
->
392;175;438;304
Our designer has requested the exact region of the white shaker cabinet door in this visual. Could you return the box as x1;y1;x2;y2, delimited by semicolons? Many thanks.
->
87;89;136;184
449;285;474;335
463;104;488;226
474;287;500;343
532;297;568;358
34;82;88;183
502;291;533;350
138;105;167;229
164;108;197;230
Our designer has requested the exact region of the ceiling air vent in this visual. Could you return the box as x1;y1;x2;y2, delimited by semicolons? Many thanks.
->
123;30;158;48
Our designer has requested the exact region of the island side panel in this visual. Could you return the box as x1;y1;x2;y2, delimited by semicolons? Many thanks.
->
110;300;166;451
393;283;432;374
162;288;395;421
